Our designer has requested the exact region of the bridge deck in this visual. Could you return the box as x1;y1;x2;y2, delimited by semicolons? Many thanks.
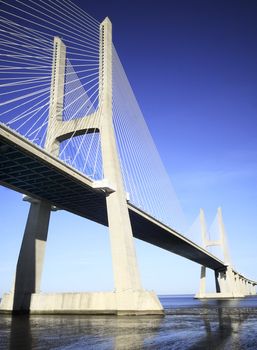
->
0;124;225;271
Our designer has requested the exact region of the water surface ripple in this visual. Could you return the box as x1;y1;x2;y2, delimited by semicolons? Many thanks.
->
0;295;257;349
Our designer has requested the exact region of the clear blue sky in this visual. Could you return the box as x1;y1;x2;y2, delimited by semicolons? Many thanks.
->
0;0;257;296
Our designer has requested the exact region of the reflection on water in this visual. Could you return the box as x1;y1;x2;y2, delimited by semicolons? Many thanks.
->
0;296;257;349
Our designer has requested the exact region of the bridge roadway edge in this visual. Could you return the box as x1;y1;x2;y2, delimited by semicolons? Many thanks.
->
2;125;255;312
0;124;226;271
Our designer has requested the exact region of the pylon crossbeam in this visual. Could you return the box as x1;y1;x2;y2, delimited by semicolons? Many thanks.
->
54;113;100;142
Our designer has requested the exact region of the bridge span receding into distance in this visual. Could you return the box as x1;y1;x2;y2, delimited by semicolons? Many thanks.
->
0;4;256;315
0;123;226;271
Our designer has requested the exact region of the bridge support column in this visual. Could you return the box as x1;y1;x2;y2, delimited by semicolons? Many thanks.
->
0;199;51;312
195;208;244;299
249;282;254;295
251;284;256;295
196;209;208;298
234;274;243;296
96;18;162;314
247;282;251;295
244;281;248;295
214;266;243;297
198;266;207;297
242;280;246;296
0;36;65;314
243;280;247;295
99;18;141;293
247;282;250;295
239;278;245;296
249;283;252;295
249;284;252;295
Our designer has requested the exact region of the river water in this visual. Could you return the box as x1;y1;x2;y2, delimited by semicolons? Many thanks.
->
0;295;257;349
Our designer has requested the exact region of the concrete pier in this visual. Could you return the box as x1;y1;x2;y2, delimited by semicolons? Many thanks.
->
4;199;51;312
0;291;163;315
196;208;255;299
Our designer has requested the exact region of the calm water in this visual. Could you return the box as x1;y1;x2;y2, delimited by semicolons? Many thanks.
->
1;295;257;349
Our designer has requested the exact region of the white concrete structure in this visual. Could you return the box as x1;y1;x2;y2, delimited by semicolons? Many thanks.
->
0;291;162;315
9;199;51;311
196;208;256;299
0;17;255;314
0;18;163;315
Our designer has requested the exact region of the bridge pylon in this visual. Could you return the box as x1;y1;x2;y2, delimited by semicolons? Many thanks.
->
195;208;249;298
0;18;163;315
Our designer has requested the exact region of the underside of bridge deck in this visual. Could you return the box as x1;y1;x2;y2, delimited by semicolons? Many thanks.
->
0;127;108;226
0;125;225;271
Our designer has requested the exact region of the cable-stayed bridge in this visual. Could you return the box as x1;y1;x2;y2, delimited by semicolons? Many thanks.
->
0;0;255;315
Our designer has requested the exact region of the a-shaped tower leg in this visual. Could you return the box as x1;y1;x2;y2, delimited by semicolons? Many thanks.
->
96;18;162;313
99;18;142;292
198;209;207;297
196;207;244;298
0;37;66;313
0;199;52;312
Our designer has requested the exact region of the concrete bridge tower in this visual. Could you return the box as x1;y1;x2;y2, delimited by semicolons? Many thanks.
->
0;18;163;315
196;208;255;298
